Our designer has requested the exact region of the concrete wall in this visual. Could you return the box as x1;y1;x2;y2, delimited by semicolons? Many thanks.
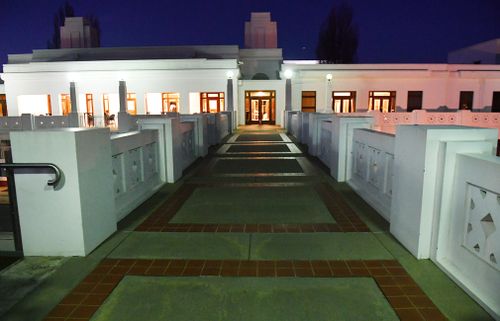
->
283;63;500;112
10;128;116;256
1;59;239;123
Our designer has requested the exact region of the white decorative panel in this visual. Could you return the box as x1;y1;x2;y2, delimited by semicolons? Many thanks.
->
111;153;125;197
353;141;367;180
464;184;500;270
384;153;394;197
319;125;332;166
143;142;158;180
125;147;143;191
182;130;195;160
368;147;384;190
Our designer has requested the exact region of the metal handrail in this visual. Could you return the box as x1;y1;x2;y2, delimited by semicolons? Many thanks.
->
0;163;62;187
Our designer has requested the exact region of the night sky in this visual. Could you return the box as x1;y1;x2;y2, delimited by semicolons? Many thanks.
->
0;0;499;70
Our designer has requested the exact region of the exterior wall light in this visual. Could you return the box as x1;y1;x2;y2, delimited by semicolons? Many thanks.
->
326;73;333;82
226;70;234;79
67;72;80;82
284;69;293;79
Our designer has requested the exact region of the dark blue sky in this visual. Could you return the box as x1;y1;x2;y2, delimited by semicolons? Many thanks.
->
0;0;499;69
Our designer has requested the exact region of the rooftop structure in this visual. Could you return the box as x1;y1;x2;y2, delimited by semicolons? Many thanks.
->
60;17;99;49
448;38;500;65
244;12;278;49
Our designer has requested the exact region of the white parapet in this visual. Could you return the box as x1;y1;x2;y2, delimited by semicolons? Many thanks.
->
348;129;395;221
138;117;197;183
330;115;373;182
434;153;500;319
111;130;163;221
10;128;116;256
181;114;209;157
306;113;333;156
390;125;498;259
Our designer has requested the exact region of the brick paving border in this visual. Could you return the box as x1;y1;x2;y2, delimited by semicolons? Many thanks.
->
44;259;447;321
136;182;369;233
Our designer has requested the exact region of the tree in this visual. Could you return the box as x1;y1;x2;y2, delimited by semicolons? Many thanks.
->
316;3;359;64
86;15;101;47
47;1;75;49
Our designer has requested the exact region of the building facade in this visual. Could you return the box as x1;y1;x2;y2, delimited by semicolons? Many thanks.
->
1;14;499;127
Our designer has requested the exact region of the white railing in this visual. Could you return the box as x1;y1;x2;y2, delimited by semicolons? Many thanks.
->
111;130;162;221
218;113;230;141
348;129;395;221
290;112;301;140
34;115;71;129
318;120;332;167
307;113;334;156
434;153;500;319
371;110;500;138
179;121;196;170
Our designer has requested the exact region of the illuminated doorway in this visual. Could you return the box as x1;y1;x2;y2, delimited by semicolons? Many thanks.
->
245;91;276;125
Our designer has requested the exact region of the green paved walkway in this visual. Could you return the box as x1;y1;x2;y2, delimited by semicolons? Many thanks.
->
0;125;493;321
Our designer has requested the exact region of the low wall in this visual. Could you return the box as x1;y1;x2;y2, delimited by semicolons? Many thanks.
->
318;120;332;167
111;130;162;221
371;110;500;138
435;153;500;319
348;129;395;221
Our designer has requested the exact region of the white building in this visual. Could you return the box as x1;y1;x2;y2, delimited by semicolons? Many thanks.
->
1;14;500;126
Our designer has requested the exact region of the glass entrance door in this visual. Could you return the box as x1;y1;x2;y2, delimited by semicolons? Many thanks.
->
245;91;276;124
250;98;271;124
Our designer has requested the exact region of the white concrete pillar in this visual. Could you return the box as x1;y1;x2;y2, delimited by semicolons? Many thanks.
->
118;81;133;132
69;82;78;114
390;125;498;259
325;74;333;112
119;81;127;113
285;79;292;111
10;128;116;256
69;82;81;127
138;117;183;183
330;115;374;181
226;78;234;111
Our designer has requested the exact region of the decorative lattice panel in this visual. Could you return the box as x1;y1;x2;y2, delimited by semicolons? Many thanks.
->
368;147;384;190
143;142;158;180
353;141;367;180
125;147;143;191
463;184;499;270
384;154;394;197
111;154;125;197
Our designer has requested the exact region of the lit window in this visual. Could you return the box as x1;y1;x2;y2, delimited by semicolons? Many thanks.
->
200;92;224;113
162;93;180;113
127;93;137;115
332;91;356;113
368;91;396;112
